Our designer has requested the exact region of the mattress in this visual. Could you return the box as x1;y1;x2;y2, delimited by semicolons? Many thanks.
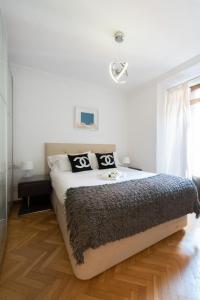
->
50;166;155;204
50;167;187;279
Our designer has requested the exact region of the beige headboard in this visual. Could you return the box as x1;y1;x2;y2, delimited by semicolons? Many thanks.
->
45;143;116;174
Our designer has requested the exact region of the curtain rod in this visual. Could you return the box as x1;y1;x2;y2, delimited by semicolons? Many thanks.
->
167;74;200;91
188;74;200;85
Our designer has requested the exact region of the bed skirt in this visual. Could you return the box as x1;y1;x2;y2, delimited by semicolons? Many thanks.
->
51;191;187;280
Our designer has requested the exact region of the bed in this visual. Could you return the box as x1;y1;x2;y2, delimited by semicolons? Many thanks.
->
45;143;189;280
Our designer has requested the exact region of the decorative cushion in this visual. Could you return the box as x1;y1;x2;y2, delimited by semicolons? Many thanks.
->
68;153;92;172
95;152;117;169
89;152;121;170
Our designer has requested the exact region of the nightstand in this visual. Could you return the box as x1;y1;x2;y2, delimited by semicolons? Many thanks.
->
18;175;52;215
128;166;142;171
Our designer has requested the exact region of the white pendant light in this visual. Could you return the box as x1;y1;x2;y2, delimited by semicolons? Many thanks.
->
109;31;128;84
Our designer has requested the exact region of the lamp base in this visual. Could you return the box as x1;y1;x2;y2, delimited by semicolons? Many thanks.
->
24;170;33;178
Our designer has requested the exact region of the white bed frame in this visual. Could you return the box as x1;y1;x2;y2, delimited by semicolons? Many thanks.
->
45;143;187;280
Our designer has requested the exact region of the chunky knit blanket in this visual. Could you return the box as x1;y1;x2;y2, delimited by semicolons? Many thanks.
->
65;174;200;264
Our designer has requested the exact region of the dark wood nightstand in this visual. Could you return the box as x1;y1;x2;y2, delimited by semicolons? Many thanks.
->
128;166;142;171
18;175;52;215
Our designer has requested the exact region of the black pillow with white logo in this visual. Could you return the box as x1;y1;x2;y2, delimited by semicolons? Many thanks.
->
68;153;92;173
95;152;116;170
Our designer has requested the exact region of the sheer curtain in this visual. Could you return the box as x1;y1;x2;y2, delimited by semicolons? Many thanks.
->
157;83;191;177
190;88;200;176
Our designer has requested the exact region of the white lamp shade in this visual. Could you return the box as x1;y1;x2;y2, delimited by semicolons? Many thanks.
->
22;161;34;170
122;156;130;164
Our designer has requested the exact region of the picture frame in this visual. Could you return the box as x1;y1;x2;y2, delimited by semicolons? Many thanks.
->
74;106;98;130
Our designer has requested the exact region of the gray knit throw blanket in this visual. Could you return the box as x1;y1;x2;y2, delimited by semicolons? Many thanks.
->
65;174;200;264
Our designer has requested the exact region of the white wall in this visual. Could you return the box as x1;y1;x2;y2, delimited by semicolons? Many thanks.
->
12;64;128;189
127;84;157;172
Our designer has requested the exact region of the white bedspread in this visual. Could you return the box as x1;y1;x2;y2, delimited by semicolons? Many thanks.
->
50;167;155;204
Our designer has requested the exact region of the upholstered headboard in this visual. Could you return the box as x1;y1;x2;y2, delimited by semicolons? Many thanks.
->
44;143;116;174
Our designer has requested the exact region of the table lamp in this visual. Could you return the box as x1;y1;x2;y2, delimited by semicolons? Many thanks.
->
22;161;34;177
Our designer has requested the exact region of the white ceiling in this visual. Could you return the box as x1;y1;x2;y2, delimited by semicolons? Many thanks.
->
2;0;200;91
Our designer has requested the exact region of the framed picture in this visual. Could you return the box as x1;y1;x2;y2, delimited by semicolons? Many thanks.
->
74;106;98;130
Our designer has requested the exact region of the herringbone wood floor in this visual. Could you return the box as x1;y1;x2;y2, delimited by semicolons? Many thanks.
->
0;204;200;300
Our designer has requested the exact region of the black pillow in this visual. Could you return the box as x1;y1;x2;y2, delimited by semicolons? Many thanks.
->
68;153;92;173
95;152;116;169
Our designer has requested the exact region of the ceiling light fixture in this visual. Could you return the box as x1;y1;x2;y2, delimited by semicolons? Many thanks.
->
109;31;128;84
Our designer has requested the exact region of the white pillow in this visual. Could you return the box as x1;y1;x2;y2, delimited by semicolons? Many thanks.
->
47;152;91;172
89;151;121;170
114;152;121;166
89;153;98;169
47;154;71;172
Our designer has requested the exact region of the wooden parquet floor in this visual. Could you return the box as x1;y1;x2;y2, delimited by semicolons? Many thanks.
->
0;204;200;300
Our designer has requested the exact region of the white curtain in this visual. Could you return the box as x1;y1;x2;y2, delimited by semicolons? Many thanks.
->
157;83;191;177
190;101;200;176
